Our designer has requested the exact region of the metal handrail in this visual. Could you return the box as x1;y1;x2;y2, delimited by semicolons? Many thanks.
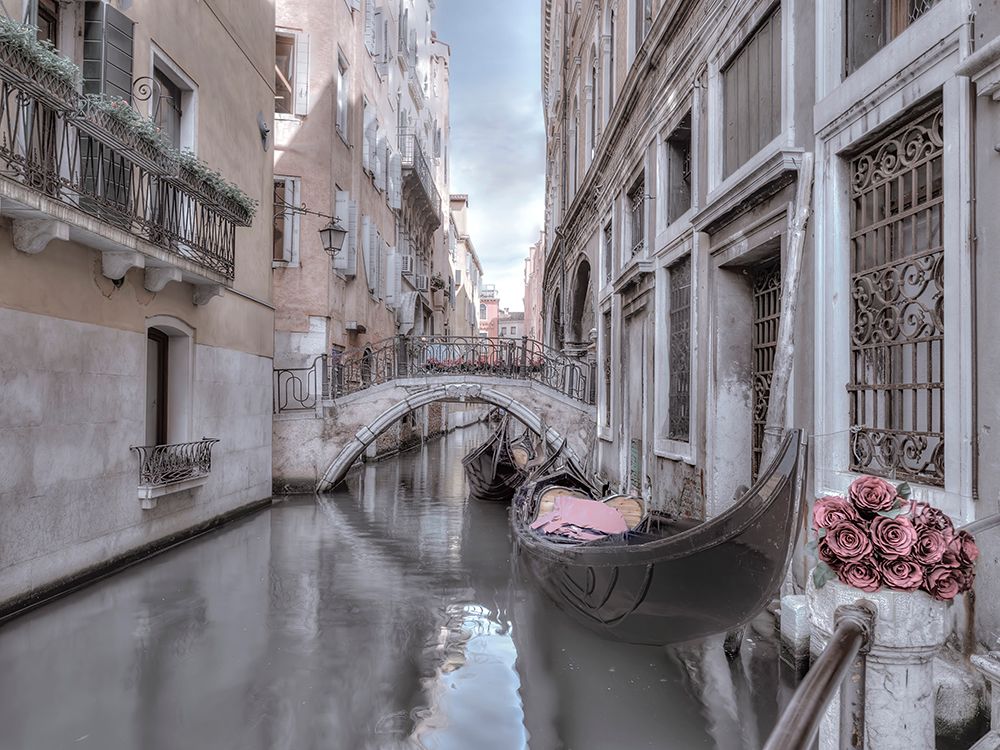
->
763;601;876;750
960;513;1000;536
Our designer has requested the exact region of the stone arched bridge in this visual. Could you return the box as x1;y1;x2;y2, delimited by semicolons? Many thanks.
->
272;336;598;493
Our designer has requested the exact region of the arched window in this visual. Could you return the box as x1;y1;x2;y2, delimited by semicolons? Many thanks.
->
480;303;487;320
588;48;598;160
605;6;616;121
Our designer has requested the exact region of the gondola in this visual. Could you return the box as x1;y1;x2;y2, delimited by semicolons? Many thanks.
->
461;416;536;502
511;429;806;646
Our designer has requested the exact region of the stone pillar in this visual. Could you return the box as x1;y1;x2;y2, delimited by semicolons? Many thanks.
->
970;653;1000;749
808;577;949;750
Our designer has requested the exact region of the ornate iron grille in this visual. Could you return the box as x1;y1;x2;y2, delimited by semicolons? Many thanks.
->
668;256;691;440
603;312;612;426
130;438;219;488
603;221;613;282
908;0;940;23
848;106;944;485
752;261;782;480
0;64;241;279
628;177;645;256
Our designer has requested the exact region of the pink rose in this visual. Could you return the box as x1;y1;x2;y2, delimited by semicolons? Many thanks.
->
924;566;964;601
912;527;949;565
870;515;918;559
951;531;979;567
838;560;881;592
849;475;898;513
825;521;873;563
818;538;842;571
912;502;952;532
812;496;860;531
878;558;923;591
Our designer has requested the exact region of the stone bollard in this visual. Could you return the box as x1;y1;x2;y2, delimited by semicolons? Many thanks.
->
970;652;1000;749
808;577;949;750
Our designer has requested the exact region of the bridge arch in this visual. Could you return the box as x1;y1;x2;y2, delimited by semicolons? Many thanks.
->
316;382;586;492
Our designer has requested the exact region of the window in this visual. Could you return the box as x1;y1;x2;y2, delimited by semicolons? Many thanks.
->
35;0;59;44
455;269;462;286
602;311;612;427
588;53;598;159
607;9;616;115
146;328;169;446
273;176;301;264
667;257;692;441
848;106;944;486
275;30;309;116
603;221;614;282
144;318;194;448
665;111;692;224
846;0;941;75
480;303;487;319
275;32;295;114
722;7;781;177
628;176;645;256
752;260;782;479
501;326;507;336
336;55;349;137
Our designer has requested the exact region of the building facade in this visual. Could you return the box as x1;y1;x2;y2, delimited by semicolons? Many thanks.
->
498;310;526;340
478;283;500;339
541;0;1000;647
271;0;460;485
523;232;545;341
0;0;275;608
446;194;483;337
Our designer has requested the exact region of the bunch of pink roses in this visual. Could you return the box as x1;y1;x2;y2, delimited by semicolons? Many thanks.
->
812;475;978;601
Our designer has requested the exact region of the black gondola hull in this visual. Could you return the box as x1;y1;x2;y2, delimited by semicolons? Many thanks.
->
512;431;805;646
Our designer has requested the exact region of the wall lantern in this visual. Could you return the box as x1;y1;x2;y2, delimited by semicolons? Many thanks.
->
319;219;348;256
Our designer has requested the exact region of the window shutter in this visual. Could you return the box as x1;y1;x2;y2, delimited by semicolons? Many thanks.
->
293;32;310;115
389;152;402;209
362;216;373;292
350;0;361;10
345;199;359;276
364;2;377;54
385;250;399;306
83;1;134;98
334;190;349;272
374;230;383;298
362;109;376;171
375;134;387;191
380;238;389;300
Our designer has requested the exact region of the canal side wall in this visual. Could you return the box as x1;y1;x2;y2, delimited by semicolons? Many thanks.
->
0;306;273;611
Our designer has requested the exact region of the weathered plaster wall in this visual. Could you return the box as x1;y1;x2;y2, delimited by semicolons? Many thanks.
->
0;308;271;606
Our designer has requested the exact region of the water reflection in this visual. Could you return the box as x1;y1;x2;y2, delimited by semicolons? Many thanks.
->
0;426;785;749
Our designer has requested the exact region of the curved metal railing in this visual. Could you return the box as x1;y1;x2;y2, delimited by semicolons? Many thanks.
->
330;336;595;405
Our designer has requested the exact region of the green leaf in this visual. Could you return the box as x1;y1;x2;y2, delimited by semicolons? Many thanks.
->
813;563;836;589
818;527;826;538
896;482;912;499
877;506;908;519
805;539;818;555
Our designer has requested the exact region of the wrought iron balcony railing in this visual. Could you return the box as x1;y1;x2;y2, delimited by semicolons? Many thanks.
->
0;58;243;280
398;131;442;226
130;438;220;491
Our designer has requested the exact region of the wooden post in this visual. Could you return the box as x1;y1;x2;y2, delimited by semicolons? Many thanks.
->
760;152;815;467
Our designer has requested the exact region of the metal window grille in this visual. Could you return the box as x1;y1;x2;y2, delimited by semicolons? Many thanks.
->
628;178;645;256
668;257;692;440
845;0;942;75
848;106;944;485
603;312;612;426
752;260;782;480
603;222;613;282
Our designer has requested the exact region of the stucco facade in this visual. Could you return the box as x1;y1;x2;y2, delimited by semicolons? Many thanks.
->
523;232;545;341
0;0;275;608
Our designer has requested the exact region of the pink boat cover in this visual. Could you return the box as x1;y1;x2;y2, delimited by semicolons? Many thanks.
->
530;495;629;541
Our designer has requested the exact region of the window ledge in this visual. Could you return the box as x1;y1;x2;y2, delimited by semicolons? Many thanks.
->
654;438;695;464
139;474;209;510
275;113;301;122
598;426;613;443
695;143;802;235
611;257;655;295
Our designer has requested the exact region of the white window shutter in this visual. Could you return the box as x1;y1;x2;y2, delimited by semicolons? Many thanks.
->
294;32;310;116
389;152;402;209
374;230;383;298
350;0;361;9
364;2;377;53
375;135;387;191
380;238;389;300
361;216;373;291
385;249;399;305
345;200;358;276
334;191;349;271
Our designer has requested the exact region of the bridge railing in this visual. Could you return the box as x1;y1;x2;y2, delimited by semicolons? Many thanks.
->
330;335;596;405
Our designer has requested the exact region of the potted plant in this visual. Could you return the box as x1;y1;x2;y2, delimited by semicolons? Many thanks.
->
75;94;175;173
174;150;257;226
430;272;446;291
0;17;80;107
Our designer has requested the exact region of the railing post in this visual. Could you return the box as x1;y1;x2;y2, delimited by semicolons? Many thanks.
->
834;603;875;750
520;336;528;377
396;335;409;378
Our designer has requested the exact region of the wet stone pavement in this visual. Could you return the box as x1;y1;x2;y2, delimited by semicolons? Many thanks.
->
0;426;793;749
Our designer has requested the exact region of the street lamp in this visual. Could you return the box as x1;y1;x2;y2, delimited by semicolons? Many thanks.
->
319;219;348;256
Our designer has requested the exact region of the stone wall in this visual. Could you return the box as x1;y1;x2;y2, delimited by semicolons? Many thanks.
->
0;308;272;607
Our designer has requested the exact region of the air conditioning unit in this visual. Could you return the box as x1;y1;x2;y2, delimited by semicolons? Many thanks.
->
415;274;429;292
401;255;414;275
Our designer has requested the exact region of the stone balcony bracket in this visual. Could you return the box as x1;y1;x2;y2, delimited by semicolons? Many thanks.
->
144;267;183;293
193;283;225;306
101;250;145;281
12;218;69;255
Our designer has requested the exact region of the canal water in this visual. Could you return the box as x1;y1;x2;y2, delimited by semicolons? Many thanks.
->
0;426;789;749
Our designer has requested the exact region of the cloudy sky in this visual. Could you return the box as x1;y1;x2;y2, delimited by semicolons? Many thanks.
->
435;0;545;312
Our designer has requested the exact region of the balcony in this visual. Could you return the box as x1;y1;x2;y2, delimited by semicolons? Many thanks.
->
398;131;442;228
408;69;426;110
0;48;252;296
130;438;219;509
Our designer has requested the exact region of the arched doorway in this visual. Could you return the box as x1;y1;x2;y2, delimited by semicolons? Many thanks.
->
570;259;592;344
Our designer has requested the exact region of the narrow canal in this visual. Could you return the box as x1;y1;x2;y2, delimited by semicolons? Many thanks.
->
0;426;789;749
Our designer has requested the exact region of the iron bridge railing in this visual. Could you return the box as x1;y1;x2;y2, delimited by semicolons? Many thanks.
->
130;438;220;489
272;336;596;414
0;52;245;280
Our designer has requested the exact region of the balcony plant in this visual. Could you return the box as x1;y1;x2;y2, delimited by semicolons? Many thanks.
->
810;475;978;600
430;272;446;291
0;17;80;107
175;150;258;226
76;94;176;173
